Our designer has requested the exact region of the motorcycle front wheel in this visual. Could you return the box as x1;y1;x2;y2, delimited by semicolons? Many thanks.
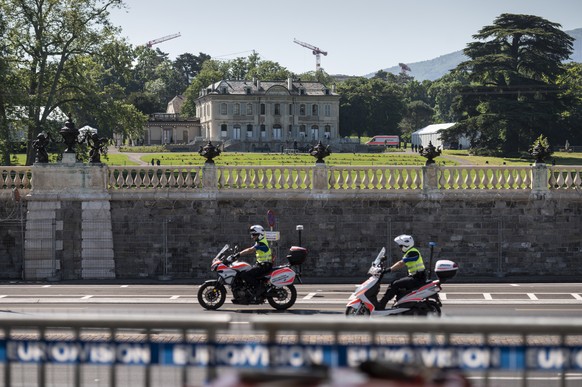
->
197;281;227;310
345;305;371;316
267;285;297;310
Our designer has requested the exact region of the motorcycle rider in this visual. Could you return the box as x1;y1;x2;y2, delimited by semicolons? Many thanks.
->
377;234;426;310
233;225;273;301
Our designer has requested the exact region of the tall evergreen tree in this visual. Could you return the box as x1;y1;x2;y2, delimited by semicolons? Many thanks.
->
455;14;573;155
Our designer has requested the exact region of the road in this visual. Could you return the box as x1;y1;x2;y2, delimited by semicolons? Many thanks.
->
1;282;581;318
1;282;581;386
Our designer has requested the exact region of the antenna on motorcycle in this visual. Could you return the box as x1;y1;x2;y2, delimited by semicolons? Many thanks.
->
428;242;436;279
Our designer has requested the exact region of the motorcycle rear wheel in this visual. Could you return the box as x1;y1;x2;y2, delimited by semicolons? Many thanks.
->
345;305;370;316
197;281;226;310
267;285;297;310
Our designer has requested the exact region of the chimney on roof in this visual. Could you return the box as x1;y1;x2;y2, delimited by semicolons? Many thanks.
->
287;77;293;91
255;78;261;90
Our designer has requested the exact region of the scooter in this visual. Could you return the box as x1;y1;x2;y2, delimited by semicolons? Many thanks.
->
197;244;307;311
345;243;458;317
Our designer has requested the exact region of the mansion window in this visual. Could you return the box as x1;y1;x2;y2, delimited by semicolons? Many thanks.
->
325;125;331;139
299;125;306;138
289;104;293;115
260;103;266;115
246;103;253;115
220;124;228;138
233;125;241;140
274;103;281;116
220;103;227;115
324;104;331;117
273;125;282;140
260;125;266;138
246;124;253;138
234;103;240;115
311;125;319;140
299;104;306;116
312;104;319;116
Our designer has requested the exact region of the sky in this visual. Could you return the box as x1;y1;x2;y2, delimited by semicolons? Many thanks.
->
109;0;582;77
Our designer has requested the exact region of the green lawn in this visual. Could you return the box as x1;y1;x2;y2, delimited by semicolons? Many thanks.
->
4;150;582;166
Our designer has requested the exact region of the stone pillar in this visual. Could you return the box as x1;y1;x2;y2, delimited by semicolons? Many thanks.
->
202;163;218;190
422;164;439;193
312;163;328;191
531;163;550;198
25;163;115;280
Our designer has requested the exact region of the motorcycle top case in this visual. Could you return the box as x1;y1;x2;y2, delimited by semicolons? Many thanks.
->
434;259;458;282
286;246;307;265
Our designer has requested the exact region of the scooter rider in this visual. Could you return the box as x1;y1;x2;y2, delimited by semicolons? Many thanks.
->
234;225;273;301
377;234;426;310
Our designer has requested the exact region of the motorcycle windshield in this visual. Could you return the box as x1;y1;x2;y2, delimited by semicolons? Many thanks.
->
215;244;229;260
367;247;386;273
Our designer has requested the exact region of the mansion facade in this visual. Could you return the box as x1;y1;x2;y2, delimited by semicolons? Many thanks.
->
195;78;340;151
142;78;340;151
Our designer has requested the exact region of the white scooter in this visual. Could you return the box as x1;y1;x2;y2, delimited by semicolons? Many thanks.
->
345;243;458;317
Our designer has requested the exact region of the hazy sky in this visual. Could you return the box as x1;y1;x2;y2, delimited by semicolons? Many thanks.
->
109;0;582;76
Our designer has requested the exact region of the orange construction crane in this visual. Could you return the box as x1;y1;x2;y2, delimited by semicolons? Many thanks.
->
293;38;327;72
144;32;181;48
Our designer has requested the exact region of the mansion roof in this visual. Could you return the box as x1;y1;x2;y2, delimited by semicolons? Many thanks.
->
200;79;338;97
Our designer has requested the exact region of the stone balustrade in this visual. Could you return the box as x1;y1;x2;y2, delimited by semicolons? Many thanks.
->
2;164;582;192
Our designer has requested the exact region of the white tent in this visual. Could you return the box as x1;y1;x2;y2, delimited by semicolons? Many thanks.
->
411;123;470;150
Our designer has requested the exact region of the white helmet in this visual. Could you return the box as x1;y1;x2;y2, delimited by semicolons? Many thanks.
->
249;225;265;238
394;234;414;252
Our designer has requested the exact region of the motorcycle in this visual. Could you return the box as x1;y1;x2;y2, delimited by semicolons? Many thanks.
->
345;243;458;317
197;244;307;311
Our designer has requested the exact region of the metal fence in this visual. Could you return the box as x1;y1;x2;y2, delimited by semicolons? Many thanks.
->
0;313;580;386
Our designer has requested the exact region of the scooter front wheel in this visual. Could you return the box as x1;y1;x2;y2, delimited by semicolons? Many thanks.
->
345;305;370;316
197;281;227;310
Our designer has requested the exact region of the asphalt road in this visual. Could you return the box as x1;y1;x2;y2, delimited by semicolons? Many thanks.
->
0;282;580;318
0;282;581;386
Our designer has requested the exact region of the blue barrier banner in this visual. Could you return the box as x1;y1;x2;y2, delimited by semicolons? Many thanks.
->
2;340;582;371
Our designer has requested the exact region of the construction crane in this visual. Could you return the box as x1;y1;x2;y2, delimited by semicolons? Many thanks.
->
144;32;181;48
293;38;328;72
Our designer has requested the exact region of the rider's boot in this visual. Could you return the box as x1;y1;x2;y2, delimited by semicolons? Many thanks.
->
377;288;396;310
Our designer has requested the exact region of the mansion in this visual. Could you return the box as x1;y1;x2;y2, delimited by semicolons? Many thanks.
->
143;78;340;152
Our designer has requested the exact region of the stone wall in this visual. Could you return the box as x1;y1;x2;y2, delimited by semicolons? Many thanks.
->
107;191;582;281
3;162;581;282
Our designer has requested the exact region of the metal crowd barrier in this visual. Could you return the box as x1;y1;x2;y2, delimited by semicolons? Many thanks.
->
0;313;581;386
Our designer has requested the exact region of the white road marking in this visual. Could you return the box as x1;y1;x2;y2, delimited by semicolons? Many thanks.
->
120;285;129;288
42;285;51;288
440;293;447;300
510;284;520;287
483;293;493;300
170;296;180;300
303;292;317;300
572;293;582;300
81;296;92;300
526;293;538;300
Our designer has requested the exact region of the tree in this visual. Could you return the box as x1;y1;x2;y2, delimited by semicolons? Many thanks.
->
0;0;124;165
337;77;405;138
555;63;582;147
455;14;574;155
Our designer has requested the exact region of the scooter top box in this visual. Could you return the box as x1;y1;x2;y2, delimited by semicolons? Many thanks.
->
434;260;458;282
286;246;307;265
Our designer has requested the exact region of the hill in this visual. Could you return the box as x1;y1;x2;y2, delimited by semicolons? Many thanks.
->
364;28;582;81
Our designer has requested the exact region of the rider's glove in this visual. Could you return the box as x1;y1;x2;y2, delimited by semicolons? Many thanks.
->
383;268;392;274
232;253;240;260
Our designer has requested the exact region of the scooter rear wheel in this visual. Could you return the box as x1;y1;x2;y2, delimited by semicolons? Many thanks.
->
345;305;370;316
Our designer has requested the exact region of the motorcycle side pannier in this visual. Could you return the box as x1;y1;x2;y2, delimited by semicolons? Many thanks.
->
435;260;458;282
286;246;307;265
